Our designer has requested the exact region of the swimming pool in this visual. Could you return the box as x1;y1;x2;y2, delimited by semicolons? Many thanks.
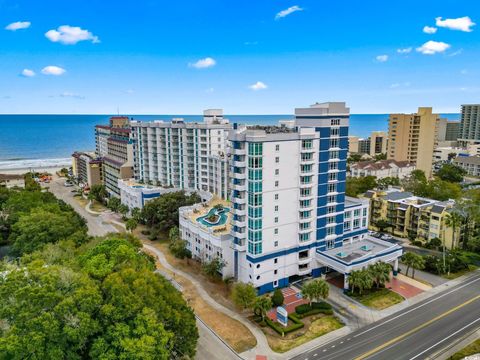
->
196;206;230;227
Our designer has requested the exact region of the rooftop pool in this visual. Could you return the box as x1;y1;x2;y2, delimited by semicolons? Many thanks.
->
196;206;230;227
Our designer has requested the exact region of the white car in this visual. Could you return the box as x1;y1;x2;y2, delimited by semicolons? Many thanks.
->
64;181;74;187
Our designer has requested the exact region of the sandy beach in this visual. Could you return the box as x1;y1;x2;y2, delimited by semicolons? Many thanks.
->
0;166;65;176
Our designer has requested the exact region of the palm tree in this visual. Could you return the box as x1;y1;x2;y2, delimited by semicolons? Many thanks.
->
302;279;329;304
445;211;464;250
253;296;272;321
369;262;391;288
348;270;373;295
402;252;425;279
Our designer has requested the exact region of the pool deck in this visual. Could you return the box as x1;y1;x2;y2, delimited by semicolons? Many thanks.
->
188;196;232;235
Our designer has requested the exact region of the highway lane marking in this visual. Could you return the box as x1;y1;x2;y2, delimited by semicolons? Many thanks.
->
354;294;480;360
354;275;480;338
408;317;480;360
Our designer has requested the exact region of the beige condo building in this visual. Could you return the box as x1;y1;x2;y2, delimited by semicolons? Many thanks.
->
387;107;439;178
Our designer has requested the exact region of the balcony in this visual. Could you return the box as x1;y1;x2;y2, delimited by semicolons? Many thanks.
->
232;219;246;227
232;171;246;180
298;257;312;265
233;161;246;167
232;230;246;239
234;148;246;156
232;183;246;191
234;207;246;216
232;196;246;205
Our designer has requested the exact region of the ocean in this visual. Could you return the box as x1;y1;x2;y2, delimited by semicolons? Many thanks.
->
0;113;460;170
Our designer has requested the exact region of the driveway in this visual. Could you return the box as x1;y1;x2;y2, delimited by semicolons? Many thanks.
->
43;176;118;236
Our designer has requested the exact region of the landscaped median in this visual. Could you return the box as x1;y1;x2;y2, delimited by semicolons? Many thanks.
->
259;302;344;353
347;288;404;310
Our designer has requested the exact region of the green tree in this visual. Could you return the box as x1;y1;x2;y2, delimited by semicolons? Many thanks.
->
9;206;87;255
202;257;226;278
169;238;192;260
301;279;330;304
272;288;284;307
107;197;121;212
436;163;466;183
347;153;363;163
402;252;425;279
169;226;180;242
231;282;257;310
346;176;377;197
368;262;391;288
348;270;373;295
125;218;138;232
88;184;107;204
118;204;129;217
141;191;201;232
374;153;387;161
375;219;391;233
253;296;272;321
445;211;464;249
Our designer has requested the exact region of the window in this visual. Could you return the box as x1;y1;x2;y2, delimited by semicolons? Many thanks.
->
248;206;262;218
301;176;312;184
300;222;310;230
301;188;311;197
328;183;336;193
327;227;335;236
301;152;313;161
248;143;263;156
354;209;360;217
274;241;278;247
275;144;280;151
274;228;278;234
344;221;351;231
328;172;338;181
344;211;351;219
362;218;367;227
275;169;279;175
274;258;278;264
299;233;310;242
274;217;279;223
353;218;360;229
327;216;336;224
329;162;338;171
248;193;262;206
275;180;279;187
274;205;279;212
330;128;339;136
363;208;368;216
327;195;336;204
275;193;279;200
275;157;279;163
326;239;335;249
248;169;262;181
330;150;339;159
274;270;278;275
302;140;313;149
273;280;278;286
331;119;341;126
330;138;339;148
248;218;262;230
300;210;311;219
301;164;313;173
327;206;336;214
248;181;262;192
248;157;262;168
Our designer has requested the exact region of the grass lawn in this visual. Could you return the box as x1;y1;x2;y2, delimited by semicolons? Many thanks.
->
349;288;404;310
449;338;480;360
265;315;344;353
90;200;107;212
443;265;478;280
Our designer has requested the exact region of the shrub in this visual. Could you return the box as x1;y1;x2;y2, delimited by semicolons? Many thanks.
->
265;314;304;335
295;301;333;317
272;289;284;307
141;229;150;236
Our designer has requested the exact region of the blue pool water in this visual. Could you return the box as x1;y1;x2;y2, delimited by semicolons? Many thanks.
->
196;207;230;227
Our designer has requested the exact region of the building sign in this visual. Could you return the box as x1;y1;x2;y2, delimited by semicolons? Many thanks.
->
276;306;288;327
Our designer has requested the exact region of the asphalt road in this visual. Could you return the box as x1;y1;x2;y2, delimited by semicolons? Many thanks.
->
291;271;480;360
44;177;117;236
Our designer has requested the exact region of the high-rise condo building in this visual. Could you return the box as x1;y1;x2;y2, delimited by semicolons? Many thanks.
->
459;104;480;145
131;110;231;199
387;107;439;178
369;131;388;157
95;116;134;197
226;102;402;293
437;118;460;142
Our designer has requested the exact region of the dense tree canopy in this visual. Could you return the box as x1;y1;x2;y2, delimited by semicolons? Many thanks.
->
435;163;466;183
346;176;377;197
0;233;198;359
141;191;201;232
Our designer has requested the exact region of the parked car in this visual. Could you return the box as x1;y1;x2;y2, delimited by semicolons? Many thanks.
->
381;234;393;240
64;181;74;187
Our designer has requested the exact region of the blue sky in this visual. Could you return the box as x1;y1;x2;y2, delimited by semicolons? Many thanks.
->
0;0;479;114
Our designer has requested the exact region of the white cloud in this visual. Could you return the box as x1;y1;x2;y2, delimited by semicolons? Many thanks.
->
189;57;216;69
41;66;66;76
275;5;303;20
448;49;463;57
20;69;35;77
390;82;411;89
60;92;84;99
45;25;100;45
249;81;268;91
376;55;388;62
416;41;451;55
5;21;30;31
397;47;412;54
423;26;437;34
435;16;475;32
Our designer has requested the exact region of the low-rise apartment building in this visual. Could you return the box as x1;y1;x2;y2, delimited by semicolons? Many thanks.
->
366;188;457;248
118;178;181;210
453;156;480;177
350;159;415;179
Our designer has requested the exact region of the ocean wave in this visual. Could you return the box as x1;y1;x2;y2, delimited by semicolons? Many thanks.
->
0;158;72;171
